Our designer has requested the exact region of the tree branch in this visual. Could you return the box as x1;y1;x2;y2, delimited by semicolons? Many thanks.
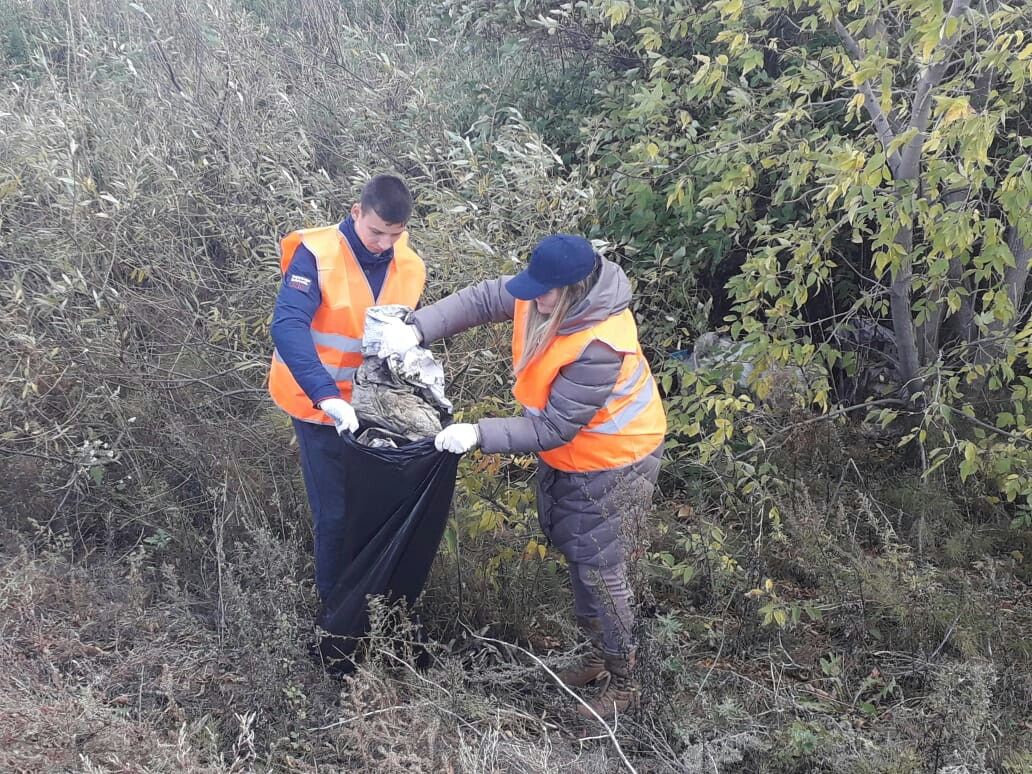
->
832;16;865;63
0;446;77;466
881;0;970;395
900;0;972;172
958;410;1032;449
833;18;902;174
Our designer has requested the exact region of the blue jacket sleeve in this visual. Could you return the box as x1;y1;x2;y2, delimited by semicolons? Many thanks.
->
270;245;340;406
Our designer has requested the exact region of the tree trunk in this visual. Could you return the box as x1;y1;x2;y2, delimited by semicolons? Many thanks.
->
890;222;923;395
943;256;976;345
974;226;1032;363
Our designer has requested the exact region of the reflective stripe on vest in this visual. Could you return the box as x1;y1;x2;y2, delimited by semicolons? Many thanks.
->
268;224;425;424
590;375;657;435
511;302;666;472
310;330;363;354
272;348;358;386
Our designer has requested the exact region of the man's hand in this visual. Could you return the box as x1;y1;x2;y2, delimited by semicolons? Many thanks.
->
435;423;480;454
319;398;359;435
378;317;421;359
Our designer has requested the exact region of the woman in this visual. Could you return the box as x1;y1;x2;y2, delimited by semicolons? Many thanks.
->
379;234;666;718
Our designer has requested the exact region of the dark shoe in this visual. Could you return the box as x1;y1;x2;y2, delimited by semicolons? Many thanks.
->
557;617;607;687
576;651;639;720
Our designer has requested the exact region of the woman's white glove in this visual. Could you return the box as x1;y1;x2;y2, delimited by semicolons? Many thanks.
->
378;317;422;358
435;423;480;454
318;398;359;435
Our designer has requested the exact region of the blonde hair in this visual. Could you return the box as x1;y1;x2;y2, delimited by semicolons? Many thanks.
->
516;267;599;374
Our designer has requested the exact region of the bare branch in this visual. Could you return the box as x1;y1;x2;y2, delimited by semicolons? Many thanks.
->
0;446;77;466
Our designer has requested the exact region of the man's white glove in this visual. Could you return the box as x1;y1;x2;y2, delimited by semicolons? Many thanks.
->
378;317;421;359
319;398;359;435
435;423;480;454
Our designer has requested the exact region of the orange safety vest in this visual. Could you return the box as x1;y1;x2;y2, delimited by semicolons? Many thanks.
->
511;303;666;472
268;224;425;424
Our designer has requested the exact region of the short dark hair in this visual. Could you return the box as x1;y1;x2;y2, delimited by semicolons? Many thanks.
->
360;175;413;225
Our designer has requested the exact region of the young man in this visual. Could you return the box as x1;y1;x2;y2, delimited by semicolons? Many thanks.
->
269;175;425;601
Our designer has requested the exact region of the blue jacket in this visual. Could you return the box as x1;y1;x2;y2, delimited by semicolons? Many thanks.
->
270;217;395;405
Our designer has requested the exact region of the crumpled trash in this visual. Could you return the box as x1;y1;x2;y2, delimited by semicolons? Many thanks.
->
685;332;754;388
828;319;900;403
363;305;452;414
356;426;413;449
678;332;808;409
351;305;452;445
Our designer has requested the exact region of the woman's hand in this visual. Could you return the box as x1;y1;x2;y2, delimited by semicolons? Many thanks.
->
378;317;421;358
435;423;480;454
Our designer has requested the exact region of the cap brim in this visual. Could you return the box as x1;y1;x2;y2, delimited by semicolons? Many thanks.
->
504;271;551;300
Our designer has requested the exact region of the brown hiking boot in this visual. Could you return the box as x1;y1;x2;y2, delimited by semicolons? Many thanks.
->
576;651;639;720
557;617;607;687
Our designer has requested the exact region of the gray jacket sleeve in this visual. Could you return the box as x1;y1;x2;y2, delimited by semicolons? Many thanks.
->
477;341;624;454
409;277;516;344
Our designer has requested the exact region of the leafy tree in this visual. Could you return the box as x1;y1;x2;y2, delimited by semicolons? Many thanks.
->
565;0;1032;503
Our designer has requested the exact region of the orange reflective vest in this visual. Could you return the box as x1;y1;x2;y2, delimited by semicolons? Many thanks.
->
511;303;666;472
268;224;425;424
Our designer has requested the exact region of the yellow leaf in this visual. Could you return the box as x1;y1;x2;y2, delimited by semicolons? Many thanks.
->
719;0;743;20
942;97;974;124
604;0;630;26
922;34;937;61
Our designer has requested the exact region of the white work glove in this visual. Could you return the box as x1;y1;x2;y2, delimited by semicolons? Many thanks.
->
435;423;480;454
378;317;421;359
318;398;359;435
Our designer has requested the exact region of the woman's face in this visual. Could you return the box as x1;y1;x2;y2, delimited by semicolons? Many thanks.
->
534;288;561;315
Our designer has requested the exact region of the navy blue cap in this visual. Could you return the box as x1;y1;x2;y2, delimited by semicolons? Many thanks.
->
505;234;598;300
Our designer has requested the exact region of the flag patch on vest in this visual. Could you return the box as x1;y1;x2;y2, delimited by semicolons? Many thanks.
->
287;274;312;292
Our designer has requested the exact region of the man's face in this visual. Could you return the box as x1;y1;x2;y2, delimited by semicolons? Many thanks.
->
351;203;406;255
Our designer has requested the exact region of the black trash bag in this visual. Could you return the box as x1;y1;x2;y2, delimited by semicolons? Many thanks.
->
315;433;459;671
